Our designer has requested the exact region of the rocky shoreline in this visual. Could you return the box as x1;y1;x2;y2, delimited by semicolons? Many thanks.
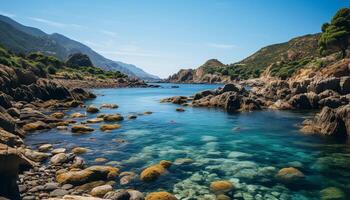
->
0;64;165;200
162;59;350;139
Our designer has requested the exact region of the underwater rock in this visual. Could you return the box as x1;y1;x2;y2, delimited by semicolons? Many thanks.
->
145;192;177;200
175;108;185;112
95;158;108;163
210;181;234;194
128;115;137;119
71;147;89;154
275;167;304;183
320;187;345;200
140;160;171;182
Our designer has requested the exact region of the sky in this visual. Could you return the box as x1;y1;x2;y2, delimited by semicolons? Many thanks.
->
0;0;349;78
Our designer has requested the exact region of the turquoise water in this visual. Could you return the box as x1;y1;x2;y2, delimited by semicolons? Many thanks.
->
25;83;350;199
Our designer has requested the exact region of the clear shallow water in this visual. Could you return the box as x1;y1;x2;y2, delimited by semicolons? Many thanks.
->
25;83;350;199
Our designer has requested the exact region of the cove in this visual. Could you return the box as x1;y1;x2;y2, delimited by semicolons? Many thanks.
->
24;83;350;199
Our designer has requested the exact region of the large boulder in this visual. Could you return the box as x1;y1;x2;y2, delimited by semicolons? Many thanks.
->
308;77;340;94
56;166;119;185
339;76;350;95
289;93;319;109
301;106;347;138
0;129;23;147
224;93;241;112
0;106;16;133
0;92;12;109
0;144;35;200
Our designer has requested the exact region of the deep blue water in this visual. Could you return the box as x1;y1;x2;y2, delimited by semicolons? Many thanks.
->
25;83;350;199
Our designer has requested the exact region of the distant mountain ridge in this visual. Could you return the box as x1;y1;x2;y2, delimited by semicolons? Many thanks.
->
0;15;159;80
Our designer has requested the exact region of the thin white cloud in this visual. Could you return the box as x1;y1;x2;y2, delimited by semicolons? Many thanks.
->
28;17;84;29
99;50;160;57
0;11;16;18
207;43;236;49
100;30;117;37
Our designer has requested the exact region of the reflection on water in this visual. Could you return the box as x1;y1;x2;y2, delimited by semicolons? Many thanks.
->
25;83;350;199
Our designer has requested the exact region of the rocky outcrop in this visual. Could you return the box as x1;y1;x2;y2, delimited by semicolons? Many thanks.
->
301;105;350;138
0;64;95;103
166;59;232;83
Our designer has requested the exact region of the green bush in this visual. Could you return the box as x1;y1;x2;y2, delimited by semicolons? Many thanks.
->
47;66;57;74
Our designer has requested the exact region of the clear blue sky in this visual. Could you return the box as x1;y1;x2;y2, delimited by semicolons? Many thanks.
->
1;0;349;78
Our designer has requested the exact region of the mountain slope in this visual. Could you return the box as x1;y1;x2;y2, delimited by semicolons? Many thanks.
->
168;34;322;82
0;15;159;80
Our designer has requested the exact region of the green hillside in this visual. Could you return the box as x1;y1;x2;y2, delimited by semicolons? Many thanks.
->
0;45;126;80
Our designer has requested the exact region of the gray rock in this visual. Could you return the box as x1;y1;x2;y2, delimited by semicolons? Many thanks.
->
50;188;68;197
104;189;131;200
43;182;59;191
128;190;145;200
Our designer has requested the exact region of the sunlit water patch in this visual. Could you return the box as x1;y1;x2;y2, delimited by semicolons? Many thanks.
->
25;83;350;199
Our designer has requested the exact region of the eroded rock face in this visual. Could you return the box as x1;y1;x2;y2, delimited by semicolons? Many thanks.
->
0;64;95;103
301;106;349;138
0;144;35;200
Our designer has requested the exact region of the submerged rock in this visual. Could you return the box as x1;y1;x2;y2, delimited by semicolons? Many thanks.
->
275;167;304;183
145;192;177;200
176;108;185;112
320;187;345;200
140;160;172;182
71;147;89;154
210;181;234;194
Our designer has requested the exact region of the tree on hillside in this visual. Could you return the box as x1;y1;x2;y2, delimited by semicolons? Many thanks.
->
65;53;93;68
319;8;350;58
